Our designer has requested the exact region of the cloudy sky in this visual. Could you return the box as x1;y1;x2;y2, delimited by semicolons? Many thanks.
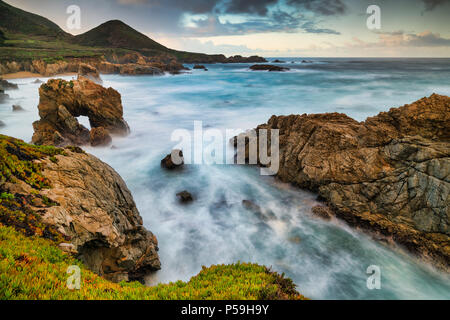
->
5;0;450;57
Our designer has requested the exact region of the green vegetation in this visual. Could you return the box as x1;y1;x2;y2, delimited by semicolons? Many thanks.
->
0;135;65;241
0;224;307;300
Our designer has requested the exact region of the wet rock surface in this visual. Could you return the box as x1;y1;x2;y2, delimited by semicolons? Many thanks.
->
237;94;450;270
161;150;184;170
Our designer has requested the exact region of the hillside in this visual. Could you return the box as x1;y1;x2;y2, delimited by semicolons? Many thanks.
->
75;20;168;54
0;0;71;40
0;1;265;65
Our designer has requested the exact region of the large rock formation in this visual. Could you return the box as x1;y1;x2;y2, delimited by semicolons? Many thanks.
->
0;135;160;282
32;78;129;147
236;94;450;270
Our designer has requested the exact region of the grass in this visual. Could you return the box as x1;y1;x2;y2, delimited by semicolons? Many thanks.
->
0;225;307;300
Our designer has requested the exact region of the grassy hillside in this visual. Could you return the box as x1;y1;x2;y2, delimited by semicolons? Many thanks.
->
0;225;307;300
0;0;70;40
0;134;306;300
75;20;168;54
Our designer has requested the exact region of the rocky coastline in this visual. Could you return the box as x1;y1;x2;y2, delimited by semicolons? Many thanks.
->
235;94;450;271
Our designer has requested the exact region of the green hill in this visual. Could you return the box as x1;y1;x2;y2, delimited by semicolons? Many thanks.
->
0;0;71;40
75;20;168;54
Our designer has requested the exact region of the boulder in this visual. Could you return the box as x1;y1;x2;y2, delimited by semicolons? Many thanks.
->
33;79;43;84
0;78;19;90
249;64;289;72
161;149;184;170
32;78;130;147
77;63;102;83
0;120;5;128
193;65;208;71
311;206;332;220
12;104;24;112
236;94;450;270
176;191;194;203
273;59;286;63
90;127;112;147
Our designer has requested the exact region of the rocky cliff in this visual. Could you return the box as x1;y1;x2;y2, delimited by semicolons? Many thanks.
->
236;94;450;270
32;78;129;147
0;135;160;282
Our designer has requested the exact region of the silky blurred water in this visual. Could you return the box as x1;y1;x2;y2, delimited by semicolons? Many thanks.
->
1;58;449;299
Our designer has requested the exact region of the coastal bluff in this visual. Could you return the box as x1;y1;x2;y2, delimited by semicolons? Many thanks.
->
0;135;161;282
236;94;450;270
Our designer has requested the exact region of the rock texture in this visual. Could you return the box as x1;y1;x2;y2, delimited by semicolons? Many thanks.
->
32;78;129;147
161;150;184;170
78;63;102;83
236;94;450;270
1;136;160;282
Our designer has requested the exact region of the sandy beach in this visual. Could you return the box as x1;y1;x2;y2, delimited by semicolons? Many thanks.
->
1;71;77;80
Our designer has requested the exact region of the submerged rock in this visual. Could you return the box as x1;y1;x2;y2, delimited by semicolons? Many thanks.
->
193;65;208;71
161;149;184;170
0;78;19;90
33;79;43;84
176;191;194;203
236;94;450;270
250;64;289;72
12;104;24;112
0;89;9;103
0;120;5;127
32;78;130;147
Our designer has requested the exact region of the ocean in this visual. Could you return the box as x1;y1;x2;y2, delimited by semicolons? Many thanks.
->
1;58;449;299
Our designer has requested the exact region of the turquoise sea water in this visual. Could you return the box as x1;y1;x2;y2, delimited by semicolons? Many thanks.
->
1;58;449;299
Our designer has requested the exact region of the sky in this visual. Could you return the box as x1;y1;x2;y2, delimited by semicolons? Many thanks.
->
5;0;450;57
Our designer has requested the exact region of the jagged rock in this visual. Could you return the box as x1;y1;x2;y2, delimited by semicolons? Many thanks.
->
12;104;24;112
236;94;450;270
176;191;193;203
193;65;208;71
311;206;332;220
250;64;289;72
77;63;102;83
90;127;112;147
0;136;160;282
0;78;19;90
32;78;130;147
161;150;184;170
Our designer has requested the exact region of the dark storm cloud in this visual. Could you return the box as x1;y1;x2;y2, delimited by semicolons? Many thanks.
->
287;0;347;16
221;0;278;15
422;0;450;11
